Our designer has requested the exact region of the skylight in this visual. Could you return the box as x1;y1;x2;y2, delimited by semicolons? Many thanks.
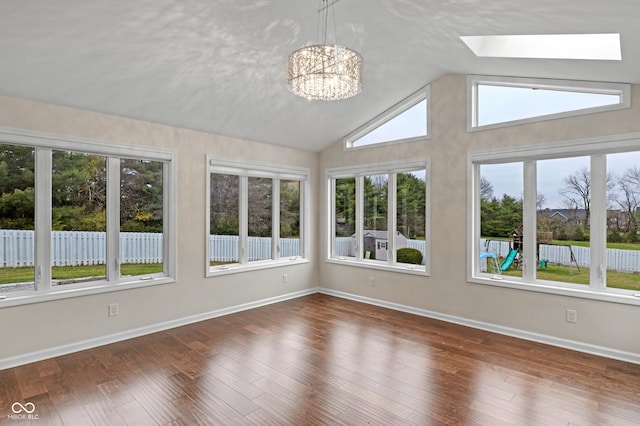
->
460;34;621;61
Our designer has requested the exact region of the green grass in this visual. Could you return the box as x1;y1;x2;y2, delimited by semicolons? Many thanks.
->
502;262;640;291
0;263;162;285
486;237;640;251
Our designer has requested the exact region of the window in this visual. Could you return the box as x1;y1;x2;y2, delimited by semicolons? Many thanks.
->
467;75;631;130
344;87;429;149
470;134;640;304
0;129;176;306
207;159;308;275
328;160;429;274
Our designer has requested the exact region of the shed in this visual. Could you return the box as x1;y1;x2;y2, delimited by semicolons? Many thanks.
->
350;230;407;260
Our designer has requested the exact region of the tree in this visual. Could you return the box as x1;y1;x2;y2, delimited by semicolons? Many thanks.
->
615;166;640;234
481;194;523;237
396;172;426;239
561;167;591;225
480;176;494;201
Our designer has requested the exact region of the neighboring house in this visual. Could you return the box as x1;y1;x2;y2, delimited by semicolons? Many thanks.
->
350;230;407;260
538;208;638;233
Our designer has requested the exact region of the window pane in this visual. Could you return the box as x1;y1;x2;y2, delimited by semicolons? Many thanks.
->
352;100;427;147
0;144;35;292
210;174;239;265
280;179;300;257
248;177;272;261
478;85;620;127
606;152;640;291
537;157;590;286
120;159;164;277
334;177;355;259
397;171;426;266
479;163;523;277
51;150;106;285
363;174;388;261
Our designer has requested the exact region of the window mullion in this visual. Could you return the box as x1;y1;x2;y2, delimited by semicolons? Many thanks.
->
522;160;537;281
388;173;397;265
590;155;607;290
34;148;52;291
356;176;364;261
106;157;120;282
239;176;249;264
272;178;280;261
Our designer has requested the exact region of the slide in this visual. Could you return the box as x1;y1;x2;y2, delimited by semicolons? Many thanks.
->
500;249;519;271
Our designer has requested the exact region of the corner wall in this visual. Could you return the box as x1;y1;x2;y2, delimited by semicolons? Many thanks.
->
0;95;319;366
318;74;640;360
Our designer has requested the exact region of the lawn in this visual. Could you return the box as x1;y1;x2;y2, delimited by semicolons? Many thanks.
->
502;262;640;291
0;264;163;286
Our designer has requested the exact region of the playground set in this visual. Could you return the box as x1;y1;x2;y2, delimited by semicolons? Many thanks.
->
481;226;580;275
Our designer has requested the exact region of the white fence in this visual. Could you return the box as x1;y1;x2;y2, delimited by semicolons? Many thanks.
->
2;230;640;271
0;230;301;267
208;235;300;262
334;237;427;265
481;239;640;272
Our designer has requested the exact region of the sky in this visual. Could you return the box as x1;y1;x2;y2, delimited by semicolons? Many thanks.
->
351;82;636;209
482;152;640;209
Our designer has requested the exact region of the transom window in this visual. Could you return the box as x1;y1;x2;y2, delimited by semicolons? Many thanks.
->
207;158;308;275
328;160;430;274
0;129;176;307
344;87;430;149
467;75;631;130
470;134;640;305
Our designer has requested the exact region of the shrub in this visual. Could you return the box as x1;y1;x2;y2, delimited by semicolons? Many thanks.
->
608;231;623;243
397;248;423;265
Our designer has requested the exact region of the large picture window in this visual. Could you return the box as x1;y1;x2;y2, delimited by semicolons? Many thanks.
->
207;159;308;275
470;135;640;304
0;129;176;306
328;161;429;274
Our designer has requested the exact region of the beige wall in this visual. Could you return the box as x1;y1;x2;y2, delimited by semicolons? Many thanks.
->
1;72;639;365
319;74;640;356
0;95;319;362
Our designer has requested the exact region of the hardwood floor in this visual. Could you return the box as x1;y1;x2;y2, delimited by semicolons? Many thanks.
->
1;294;639;425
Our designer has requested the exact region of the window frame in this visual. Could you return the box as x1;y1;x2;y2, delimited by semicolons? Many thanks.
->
206;158;310;276
344;86;431;150
467;75;631;132
468;132;640;306
327;160;430;275
0;127;177;308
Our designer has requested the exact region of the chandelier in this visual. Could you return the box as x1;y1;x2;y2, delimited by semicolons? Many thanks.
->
288;0;363;101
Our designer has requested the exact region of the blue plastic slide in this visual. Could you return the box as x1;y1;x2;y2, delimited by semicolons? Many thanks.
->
500;249;519;271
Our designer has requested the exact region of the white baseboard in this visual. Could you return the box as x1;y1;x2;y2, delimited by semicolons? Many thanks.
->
0;288;317;370
3;286;638;370
318;288;640;365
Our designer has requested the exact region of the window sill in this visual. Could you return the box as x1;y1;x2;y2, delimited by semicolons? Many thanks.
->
470;274;640;306
0;276;176;308
326;257;429;276
206;258;309;277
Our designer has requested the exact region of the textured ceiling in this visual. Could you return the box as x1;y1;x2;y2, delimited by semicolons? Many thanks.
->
0;0;638;151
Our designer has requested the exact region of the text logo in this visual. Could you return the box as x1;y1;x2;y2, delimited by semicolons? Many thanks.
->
8;402;38;420
11;403;35;414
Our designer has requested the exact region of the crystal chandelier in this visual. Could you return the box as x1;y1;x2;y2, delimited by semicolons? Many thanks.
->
288;0;363;101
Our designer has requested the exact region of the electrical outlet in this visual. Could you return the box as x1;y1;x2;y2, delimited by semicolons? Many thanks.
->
108;303;119;317
369;276;375;287
283;274;288;284
566;309;577;323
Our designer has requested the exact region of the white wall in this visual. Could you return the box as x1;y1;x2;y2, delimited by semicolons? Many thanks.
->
318;74;640;359
0;95;319;364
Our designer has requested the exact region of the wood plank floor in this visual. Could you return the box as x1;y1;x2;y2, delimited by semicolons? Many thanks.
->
1;294;639;425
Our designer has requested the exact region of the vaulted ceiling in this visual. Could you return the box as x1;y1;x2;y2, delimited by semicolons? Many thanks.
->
1;0;638;151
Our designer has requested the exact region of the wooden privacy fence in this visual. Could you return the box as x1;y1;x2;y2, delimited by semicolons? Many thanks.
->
0;230;301;267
